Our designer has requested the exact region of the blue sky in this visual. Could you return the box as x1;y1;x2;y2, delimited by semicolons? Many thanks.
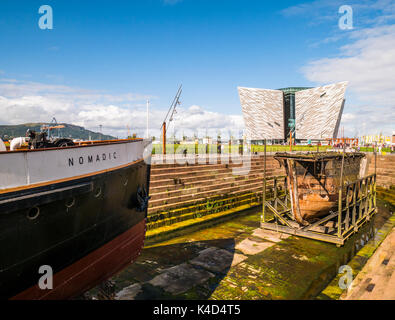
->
0;0;394;138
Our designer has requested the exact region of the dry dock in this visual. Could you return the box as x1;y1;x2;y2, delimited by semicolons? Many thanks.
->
85;153;394;300
343;227;395;300
86;193;393;300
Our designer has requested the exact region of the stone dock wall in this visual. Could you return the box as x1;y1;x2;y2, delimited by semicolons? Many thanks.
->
147;153;394;232
363;153;395;188
147;155;284;232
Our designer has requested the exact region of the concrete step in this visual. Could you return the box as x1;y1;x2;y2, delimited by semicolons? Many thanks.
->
150;169;283;188
150;163;279;182
148;185;264;216
147;191;260;223
148;181;264;214
149;176;267;201
149;180;264;207
150;155;268;167
149;173;265;194
150;167;230;181
147;192;259;228
150;159;278;174
149;168;277;189
376;168;395;174
150;162;279;173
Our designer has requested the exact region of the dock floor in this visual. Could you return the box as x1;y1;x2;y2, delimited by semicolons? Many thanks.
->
342;228;395;300
86;198;393;300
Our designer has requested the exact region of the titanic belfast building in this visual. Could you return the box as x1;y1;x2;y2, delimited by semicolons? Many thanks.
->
238;82;347;142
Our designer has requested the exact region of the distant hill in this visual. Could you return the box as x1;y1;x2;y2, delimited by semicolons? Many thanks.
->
0;123;117;141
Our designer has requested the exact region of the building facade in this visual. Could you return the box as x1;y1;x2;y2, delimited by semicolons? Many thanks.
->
238;81;348;142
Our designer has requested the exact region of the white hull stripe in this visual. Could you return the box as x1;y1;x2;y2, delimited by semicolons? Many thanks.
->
0;139;150;191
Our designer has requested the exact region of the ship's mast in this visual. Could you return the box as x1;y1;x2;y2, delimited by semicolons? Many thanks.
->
160;85;182;155
146;99;150;139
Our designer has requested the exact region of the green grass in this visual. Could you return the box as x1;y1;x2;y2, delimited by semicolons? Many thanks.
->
250;145;331;153
151;144;332;154
357;147;392;153
151;144;394;155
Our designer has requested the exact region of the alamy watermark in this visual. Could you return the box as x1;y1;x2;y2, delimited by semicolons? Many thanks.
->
143;140;253;176
38;5;53;30
337;230;375;291
338;265;353;290
338;5;353;30
38;265;53;290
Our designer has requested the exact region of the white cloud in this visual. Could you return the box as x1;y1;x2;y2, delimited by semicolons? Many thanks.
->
170;105;243;137
281;0;342;18
281;0;395;23
0;78;152;102
301;24;395;136
188;105;204;115
0;79;244;139
341;113;356;122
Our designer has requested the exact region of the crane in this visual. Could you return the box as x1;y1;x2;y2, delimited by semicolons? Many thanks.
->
160;85;182;155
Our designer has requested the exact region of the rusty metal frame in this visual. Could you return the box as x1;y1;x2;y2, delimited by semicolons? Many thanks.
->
261;173;377;246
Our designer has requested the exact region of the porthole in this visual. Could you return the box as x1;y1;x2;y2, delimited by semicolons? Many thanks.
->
94;186;102;198
27;207;40;220
65;197;75;208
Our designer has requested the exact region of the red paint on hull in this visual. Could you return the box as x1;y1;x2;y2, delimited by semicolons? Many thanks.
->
11;219;146;300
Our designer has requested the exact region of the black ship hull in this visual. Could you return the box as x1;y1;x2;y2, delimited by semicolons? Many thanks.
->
0;158;150;299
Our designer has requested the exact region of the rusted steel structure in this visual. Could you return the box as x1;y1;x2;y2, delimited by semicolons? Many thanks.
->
275;152;365;225
261;152;377;245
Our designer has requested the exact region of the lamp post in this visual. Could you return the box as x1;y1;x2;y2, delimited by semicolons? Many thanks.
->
146;99;149;139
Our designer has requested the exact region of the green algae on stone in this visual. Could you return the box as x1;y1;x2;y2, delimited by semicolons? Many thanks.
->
88;186;394;301
376;187;395;208
210;221;381;300
317;210;395;299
